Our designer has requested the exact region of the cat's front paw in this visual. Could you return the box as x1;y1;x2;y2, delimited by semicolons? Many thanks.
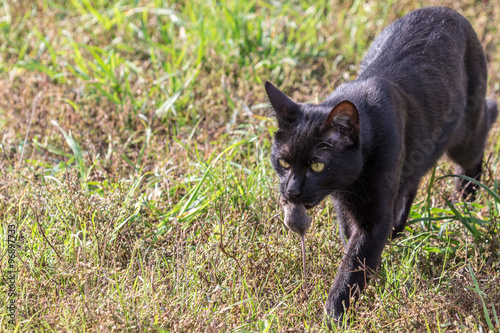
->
324;301;350;329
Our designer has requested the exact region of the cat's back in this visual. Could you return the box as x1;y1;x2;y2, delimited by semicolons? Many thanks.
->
359;7;482;80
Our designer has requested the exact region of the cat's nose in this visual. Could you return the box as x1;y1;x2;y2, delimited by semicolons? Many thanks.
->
286;178;302;198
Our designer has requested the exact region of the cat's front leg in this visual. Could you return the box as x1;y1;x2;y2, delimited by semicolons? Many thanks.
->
324;214;392;325
333;200;353;245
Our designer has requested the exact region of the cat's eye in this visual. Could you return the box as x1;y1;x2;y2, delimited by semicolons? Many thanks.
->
311;162;325;172
278;159;291;169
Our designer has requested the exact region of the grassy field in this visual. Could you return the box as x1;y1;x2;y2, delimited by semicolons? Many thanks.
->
1;0;499;331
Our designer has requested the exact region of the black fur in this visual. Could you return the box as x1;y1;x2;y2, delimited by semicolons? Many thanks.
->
265;7;498;323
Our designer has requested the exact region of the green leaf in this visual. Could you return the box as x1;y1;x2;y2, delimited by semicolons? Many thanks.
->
51;120;87;187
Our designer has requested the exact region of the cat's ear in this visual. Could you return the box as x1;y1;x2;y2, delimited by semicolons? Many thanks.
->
265;81;299;127
322;100;359;144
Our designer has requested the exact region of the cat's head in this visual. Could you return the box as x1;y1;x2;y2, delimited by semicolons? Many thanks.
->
266;81;363;209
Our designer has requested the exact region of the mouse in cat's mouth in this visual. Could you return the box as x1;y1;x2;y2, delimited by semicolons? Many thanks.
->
280;197;311;282
280;197;311;235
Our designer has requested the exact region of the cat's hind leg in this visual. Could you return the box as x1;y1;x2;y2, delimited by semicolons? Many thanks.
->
453;158;483;201
448;98;498;201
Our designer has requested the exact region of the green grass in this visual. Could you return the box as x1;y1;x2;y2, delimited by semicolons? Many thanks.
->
1;0;499;331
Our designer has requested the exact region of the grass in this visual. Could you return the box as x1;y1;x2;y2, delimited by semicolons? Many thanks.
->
0;0;499;331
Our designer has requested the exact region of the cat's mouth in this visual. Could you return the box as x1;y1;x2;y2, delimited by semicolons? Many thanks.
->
304;203;316;209
282;195;322;210
297;200;322;210
281;189;329;210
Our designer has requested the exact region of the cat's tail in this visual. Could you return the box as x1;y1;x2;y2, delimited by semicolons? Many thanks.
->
486;98;498;128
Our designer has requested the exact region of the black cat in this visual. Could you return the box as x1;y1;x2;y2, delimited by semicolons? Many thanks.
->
265;6;498;324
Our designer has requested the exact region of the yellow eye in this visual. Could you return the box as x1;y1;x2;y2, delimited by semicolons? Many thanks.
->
278;159;291;169
311;162;325;172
